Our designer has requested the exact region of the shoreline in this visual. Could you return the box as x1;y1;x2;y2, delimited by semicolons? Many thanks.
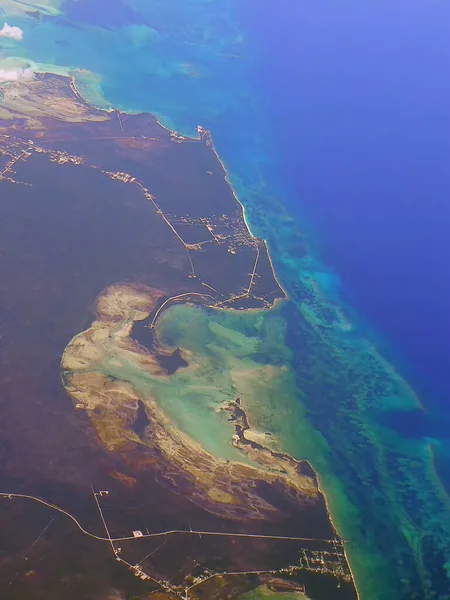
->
204;128;289;303
69;69;289;303
62;284;325;516
313;472;360;600
68;72;291;308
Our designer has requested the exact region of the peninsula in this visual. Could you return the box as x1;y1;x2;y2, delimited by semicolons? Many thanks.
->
0;73;357;600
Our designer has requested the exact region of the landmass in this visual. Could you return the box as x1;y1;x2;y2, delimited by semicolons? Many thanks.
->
61;283;318;518
0;73;357;599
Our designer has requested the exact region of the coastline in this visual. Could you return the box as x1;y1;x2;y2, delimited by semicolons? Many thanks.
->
314;475;360;600
70;67;290;305
206;130;289;304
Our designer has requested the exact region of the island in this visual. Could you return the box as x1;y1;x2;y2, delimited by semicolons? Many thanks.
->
0;74;357;600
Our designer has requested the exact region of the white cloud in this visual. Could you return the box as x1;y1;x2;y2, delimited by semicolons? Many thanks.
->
0;23;24;41
0;68;35;83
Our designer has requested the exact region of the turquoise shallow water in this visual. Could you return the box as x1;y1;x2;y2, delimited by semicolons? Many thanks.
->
2;1;450;598
153;302;318;464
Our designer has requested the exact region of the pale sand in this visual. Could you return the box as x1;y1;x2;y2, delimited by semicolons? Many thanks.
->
0;69;108;123
61;283;319;519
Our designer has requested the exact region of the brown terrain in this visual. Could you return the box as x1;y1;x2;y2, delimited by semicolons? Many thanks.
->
0;74;357;600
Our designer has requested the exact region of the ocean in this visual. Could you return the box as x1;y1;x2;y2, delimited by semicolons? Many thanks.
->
1;0;450;598
238;0;450;488
241;0;450;417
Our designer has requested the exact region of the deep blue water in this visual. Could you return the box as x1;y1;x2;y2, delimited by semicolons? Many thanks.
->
239;0;450;469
